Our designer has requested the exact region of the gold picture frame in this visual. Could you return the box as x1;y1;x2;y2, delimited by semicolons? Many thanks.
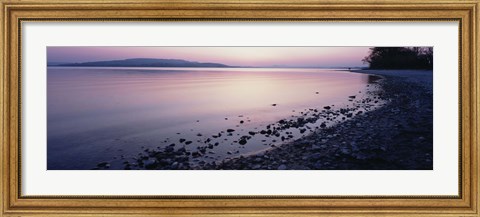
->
1;0;478;216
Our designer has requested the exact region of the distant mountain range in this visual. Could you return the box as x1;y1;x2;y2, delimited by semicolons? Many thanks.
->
51;58;232;68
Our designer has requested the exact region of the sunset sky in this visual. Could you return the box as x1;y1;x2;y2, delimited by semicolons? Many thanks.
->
47;47;371;68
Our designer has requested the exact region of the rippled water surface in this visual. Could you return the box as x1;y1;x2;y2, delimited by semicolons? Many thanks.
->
47;67;373;169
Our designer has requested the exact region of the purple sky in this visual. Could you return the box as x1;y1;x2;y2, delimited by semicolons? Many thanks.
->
47;47;371;67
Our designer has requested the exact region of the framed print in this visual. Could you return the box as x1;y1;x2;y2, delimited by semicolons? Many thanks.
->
1;0;478;216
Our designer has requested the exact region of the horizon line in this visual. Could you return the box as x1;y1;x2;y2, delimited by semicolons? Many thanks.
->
47;57;366;69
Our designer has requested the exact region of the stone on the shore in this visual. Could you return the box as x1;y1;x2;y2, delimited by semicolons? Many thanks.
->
252;165;261;169
97;162;109;168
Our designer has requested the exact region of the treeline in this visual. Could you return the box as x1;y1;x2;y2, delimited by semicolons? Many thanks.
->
362;47;433;70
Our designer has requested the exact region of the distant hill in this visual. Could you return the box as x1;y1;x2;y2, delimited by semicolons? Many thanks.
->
47;62;72;66
57;58;231;68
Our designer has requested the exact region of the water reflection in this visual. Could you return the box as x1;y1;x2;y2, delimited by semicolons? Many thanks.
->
47;67;372;169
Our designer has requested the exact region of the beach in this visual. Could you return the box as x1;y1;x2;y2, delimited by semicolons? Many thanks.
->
209;69;434;170
128;69;433;170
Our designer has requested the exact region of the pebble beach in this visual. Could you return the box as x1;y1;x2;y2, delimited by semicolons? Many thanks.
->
121;69;433;170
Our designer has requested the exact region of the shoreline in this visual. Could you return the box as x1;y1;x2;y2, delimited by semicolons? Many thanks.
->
104;69;433;170
110;70;384;170
210;69;433;170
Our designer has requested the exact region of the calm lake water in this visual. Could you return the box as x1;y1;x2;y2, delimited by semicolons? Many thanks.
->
47;67;374;170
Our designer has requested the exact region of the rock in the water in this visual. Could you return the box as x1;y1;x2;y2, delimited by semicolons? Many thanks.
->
239;139;247;145
165;146;174;152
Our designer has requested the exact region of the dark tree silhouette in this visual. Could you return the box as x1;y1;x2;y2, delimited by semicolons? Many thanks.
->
362;47;433;70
